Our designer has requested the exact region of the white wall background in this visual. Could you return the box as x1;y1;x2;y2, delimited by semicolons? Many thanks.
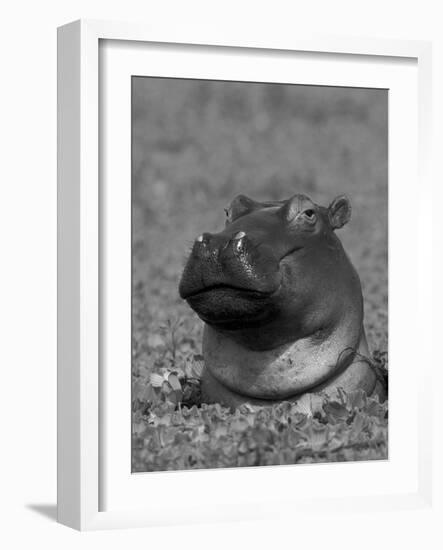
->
0;1;441;548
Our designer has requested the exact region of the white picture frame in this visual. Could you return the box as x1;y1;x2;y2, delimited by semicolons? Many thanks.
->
57;19;433;531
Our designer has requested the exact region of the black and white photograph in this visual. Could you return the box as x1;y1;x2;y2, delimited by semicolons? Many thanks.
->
131;77;388;472
3;0;439;543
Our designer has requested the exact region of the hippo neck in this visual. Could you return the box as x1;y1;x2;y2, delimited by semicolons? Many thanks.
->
202;309;366;401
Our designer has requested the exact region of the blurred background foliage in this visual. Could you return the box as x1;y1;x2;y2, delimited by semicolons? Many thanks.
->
131;78;388;470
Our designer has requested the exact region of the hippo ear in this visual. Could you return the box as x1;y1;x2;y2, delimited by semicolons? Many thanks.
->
226;194;259;223
328;195;351;229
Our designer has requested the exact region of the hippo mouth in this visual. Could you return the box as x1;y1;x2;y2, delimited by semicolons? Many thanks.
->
181;282;276;300
183;283;280;329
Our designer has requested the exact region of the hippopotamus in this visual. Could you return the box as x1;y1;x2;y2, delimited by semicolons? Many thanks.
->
178;192;386;409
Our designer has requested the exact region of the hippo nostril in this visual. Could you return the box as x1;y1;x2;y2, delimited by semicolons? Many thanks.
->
232;231;247;254
195;232;213;245
193;233;210;255
233;237;247;255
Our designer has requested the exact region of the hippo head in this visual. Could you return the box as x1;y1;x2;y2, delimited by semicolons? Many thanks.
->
179;193;356;351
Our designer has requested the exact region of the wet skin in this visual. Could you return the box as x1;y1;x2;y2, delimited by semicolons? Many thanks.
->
179;193;384;407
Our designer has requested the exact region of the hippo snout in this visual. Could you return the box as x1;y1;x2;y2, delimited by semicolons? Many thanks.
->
179;230;281;299
179;230;281;328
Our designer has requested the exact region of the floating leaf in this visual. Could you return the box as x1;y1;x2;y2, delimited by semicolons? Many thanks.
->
168;373;182;392
150;373;164;387
346;390;367;411
293;394;312;416
189;355;204;379
141;384;156;403
323;401;349;422
308;424;330;452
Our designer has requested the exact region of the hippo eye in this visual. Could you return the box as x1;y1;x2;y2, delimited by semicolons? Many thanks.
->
302;209;317;222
